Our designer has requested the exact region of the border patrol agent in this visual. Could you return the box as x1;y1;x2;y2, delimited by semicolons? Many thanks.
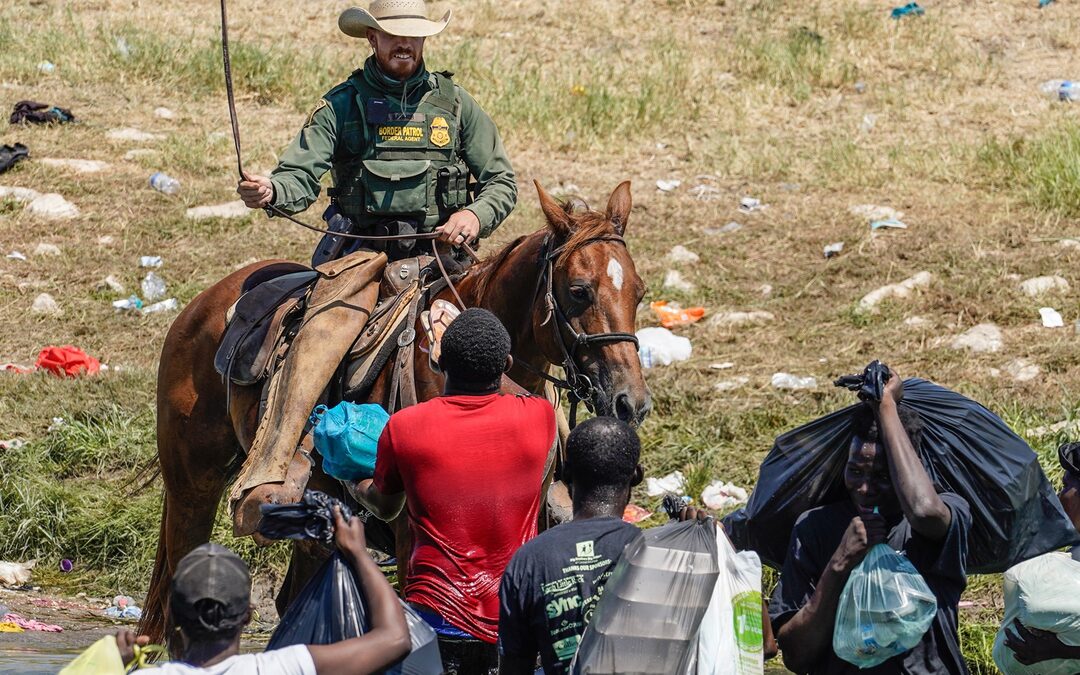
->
238;0;517;263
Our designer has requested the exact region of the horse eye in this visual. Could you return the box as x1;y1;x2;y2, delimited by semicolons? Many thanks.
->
569;285;592;303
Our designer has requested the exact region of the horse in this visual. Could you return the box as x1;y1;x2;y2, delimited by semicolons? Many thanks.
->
138;180;652;642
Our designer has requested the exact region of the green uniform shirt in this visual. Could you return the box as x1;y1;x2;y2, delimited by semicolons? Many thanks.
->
269;57;516;238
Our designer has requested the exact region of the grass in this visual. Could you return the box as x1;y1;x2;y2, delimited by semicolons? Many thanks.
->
2;0;1080;668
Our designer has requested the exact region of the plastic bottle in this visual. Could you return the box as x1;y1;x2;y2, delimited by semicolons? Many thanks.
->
141;272;167;301
141;298;178;314
1039;80;1079;102
112;295;143;312
149;172;180;195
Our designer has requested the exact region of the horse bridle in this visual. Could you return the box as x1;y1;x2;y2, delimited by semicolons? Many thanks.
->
515;234;640;428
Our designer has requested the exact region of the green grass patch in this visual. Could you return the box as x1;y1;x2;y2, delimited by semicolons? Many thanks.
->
979;119;1080;218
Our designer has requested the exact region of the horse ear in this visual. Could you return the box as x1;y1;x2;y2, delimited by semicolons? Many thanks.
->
534;180;573;238
606;181;632;235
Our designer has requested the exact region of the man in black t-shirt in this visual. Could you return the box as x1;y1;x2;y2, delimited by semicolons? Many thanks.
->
769;368;972;674
498;417;645;675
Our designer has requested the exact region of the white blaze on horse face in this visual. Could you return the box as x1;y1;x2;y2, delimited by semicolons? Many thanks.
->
606;258;625;292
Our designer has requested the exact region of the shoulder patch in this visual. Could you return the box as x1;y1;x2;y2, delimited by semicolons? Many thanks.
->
305;98;328;127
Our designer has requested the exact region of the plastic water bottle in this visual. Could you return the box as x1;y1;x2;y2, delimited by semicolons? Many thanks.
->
140;272;167;301
149;172;180;195
1039;80;1079;102
112;295;143;312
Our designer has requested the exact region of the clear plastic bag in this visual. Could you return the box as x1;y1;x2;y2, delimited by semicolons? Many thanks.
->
833;544;937;668
993;551;1080;674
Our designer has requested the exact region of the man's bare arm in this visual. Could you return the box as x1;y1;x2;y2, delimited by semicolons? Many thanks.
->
349;478;406;521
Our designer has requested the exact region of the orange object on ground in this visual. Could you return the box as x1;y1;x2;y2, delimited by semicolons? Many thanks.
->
650;301;705;328
622;503;653;524
35;345;101;378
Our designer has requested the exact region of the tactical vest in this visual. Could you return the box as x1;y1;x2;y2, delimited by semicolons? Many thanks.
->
326;70;471;231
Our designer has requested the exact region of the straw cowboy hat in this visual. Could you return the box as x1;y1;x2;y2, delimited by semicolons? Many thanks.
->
339;0;451;39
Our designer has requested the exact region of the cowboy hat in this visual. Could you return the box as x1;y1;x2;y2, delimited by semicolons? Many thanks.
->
339;0;451;39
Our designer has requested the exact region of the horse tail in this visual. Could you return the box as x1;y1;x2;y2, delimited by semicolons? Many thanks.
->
138;498;170;642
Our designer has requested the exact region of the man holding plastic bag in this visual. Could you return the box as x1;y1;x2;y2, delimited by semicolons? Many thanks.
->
770;369;972;674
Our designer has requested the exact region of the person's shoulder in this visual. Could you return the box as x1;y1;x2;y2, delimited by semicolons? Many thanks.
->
251;644;316;674
322;73;362;105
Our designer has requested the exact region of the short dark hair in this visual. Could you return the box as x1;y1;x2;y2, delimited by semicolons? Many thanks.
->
439;308;511;385
851;403;924;454
565;417;640;491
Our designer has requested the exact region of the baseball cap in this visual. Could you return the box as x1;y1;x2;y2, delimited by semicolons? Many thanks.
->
170;543;251;632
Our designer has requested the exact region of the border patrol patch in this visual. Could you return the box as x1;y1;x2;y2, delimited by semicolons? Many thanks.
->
430;116;450;147
305;99;328;128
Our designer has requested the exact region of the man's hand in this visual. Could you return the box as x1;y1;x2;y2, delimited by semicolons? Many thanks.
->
1005;618;1080;664
435;209;480;245
237;171;274;209
880;366;904;407
679;505;712;522
115;629;149;665
333;505;368;562
830;512;887;574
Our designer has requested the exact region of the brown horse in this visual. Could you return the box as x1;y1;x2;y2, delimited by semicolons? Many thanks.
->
138;181;651;642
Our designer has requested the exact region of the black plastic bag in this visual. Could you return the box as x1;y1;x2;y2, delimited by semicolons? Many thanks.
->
724;363;1080;574
260;491;442;674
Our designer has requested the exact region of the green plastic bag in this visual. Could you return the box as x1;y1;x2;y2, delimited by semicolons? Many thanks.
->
60;635;125;674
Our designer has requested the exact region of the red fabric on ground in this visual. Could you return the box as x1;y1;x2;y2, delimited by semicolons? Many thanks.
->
374;393;556;644
35;345;101;377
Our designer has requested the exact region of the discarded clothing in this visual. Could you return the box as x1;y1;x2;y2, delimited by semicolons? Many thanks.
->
2;613;62;632
35;345;101;378
0;143;29;174
10;100;75;125
0;622;23;633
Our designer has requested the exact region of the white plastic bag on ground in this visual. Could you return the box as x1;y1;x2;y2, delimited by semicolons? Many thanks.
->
694;523;765;675
993;551;1080;674
637;327;692;368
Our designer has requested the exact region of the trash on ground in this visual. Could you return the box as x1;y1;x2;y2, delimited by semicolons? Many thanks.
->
771;372;818;390
637;326;692;368
0;143;29;174
858;271;932;312
38;158;110;174
707;310;775;328
99;275;125;293
701;481;749;510
860;114;877;133
37;61;55;74
703;221;743;235
646;470;686;497
650;301;705;328
656;179;682;192
709;362;735;370
0;560;35;586
854;81;867;94
890;2;925;18
153;107;175;119
739;196;765;213
141;298;179;314
36;345;101;377
622;504;653;524
0;621;22;633
1040;79;1078;102
904;316;931;327
870;218;908;231
666;245;700;265
28;193;79;220
59;559;73;573
113;295;143;312
1;363;33;374
33;243;61;257
106;127;164;142
104;595;142;621
850;204;904;222
141;272;166;301
1040;307;1064;328
149;171;180;195
1020;275;1069;297
48;417;65;432
6;251;26;261
97;235;115;246
1004;358;1041;383
10;100;75;125
824;241;844;258
689;184;721;201
0;438;26;450
139;255;163;268
663;270;695;292
714;376;750;392
950;323;1004;353
758;283;773;296
2;613;62;632
115;36;132;58
31;293;60;315
186;201;250;220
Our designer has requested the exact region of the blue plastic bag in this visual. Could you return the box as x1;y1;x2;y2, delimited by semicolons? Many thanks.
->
833;544;937;668
310;402;389;481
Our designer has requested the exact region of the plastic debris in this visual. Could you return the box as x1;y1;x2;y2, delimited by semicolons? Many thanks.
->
824;241;844;258
1040;80;1079;102
153;107;174;119
99;275;125;293
663;270;695;292
97;235;115;246
186;201;250;220
139;255;163;268
6;251;26;261
38;158;109;174
0;621;22;633
104;595;142;621
116;37;132;58
701;481;749;510
714;376;749;392
860;113;877;133
622;504;653;524
739;196;765;213
707;310;775;328
149;172;180;195
890;2;925;18
637;327;692;368
646;470;686;497
1;363;33;374
107;127;164;142
1040;307;1064;328
854;81;867;94
0;560;35;586
33;242;61;257
141;272;167;301
850;204;904;222
1020;275;1069;297
48;417;66;432
27;193;79;219
950;323;1004;353
656;179;682;192
112;295;143;312
857;271;932;312
703;221;743;235
31;293;60;315
37;61;55;74
758;283;773;296
2;613;61;632
650;301;705;328
1039;0;1055;8
666;245;700;265
1004;358;1041;383
36;345;101;377
870;218;908;231
141;298;179;314
59;559;73;573
771;372;818;390
689;184;721;201
0;438;26;450
709;362;735;370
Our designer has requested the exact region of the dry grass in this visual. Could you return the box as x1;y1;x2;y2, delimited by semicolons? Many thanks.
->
2;0;1080;668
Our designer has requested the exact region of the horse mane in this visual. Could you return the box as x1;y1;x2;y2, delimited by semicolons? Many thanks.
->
468;234;529;306
556;208;619;267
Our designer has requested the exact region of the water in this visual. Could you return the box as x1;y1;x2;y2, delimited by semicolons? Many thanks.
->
0;648;79;674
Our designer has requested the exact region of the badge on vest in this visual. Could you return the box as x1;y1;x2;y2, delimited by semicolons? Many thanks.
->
430;117;451;148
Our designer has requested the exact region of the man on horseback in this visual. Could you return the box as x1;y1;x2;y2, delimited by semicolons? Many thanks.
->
237;0;516;261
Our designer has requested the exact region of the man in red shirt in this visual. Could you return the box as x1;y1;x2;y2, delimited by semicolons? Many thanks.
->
351;308;557;674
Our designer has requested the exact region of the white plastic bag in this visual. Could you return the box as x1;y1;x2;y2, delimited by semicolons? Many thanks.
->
637;327;691;368
694;523;765;675
993;551;1080;674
